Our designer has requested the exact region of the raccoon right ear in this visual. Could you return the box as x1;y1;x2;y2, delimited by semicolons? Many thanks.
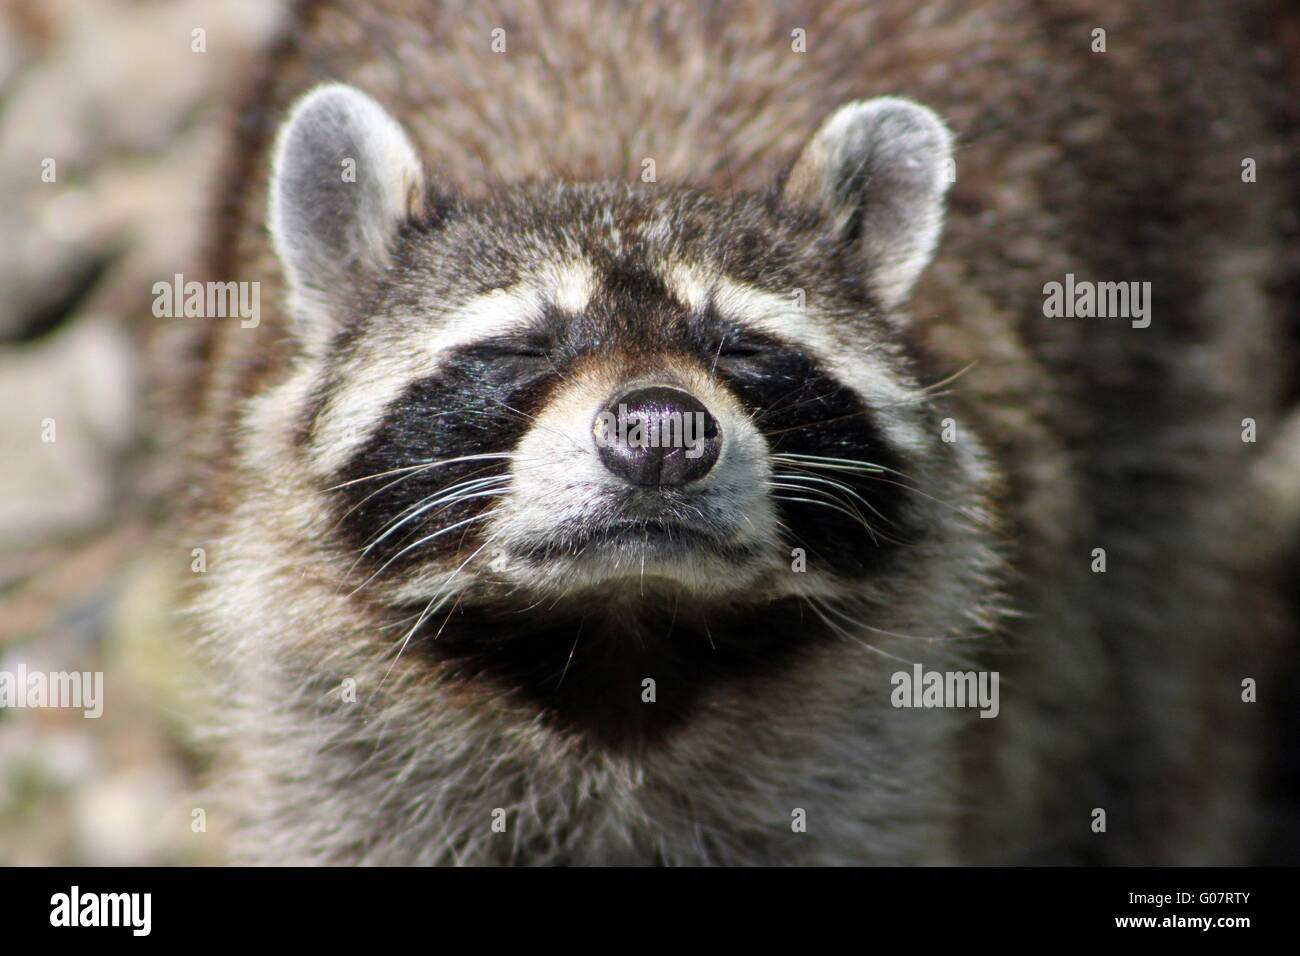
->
268;83;425;336
784;98;954;312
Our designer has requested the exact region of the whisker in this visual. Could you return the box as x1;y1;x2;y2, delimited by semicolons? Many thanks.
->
803;597;915;666
772;452;981;522
327;453;515;538
771;452;920;487
769;488;881;546
771;470;896;527
814;596;975;645
325;452;514;492
384;531;501;679
348;509;503;596
360;476;513;553
917;360;979;395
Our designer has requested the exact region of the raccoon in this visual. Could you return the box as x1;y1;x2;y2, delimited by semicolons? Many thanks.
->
169;0;1298;864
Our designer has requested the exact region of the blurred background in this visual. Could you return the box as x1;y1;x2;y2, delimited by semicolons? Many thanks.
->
0;0;283;865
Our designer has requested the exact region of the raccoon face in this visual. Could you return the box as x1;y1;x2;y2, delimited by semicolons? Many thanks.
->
258;85;998;743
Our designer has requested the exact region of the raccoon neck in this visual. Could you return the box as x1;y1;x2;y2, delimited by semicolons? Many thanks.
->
402;592;834;751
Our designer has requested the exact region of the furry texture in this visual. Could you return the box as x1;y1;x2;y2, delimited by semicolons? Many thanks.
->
163;0;1299;864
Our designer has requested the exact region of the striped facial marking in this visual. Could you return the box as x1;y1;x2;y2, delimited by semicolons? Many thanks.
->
326;255;919;598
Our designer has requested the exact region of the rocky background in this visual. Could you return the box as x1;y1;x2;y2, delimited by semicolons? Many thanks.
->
0;0;283;865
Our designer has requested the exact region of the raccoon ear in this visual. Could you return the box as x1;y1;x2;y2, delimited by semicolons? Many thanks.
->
785;97;954;311
268;83;425;334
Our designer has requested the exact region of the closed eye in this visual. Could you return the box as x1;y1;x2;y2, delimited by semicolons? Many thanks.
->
471;339;555;361
701;317;771;363
713;337;773;365
718;344;765;358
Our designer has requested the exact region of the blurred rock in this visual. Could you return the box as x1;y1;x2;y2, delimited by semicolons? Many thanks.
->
0;0;283;339
0;317;135;550
73;765;193;865
0;0;284;865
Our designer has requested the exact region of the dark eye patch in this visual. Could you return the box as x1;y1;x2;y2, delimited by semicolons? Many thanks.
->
685;307;915;576
331;338;564;577
328;311;595;578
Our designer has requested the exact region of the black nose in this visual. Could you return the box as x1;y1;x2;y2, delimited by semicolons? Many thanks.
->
593;386;722;486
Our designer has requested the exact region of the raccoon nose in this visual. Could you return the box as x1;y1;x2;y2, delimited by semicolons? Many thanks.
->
594;386;722;486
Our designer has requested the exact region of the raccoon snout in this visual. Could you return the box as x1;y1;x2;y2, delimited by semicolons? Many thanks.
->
593;385;722;486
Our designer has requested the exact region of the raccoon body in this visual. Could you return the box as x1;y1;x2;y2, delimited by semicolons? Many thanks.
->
172;0;1296;864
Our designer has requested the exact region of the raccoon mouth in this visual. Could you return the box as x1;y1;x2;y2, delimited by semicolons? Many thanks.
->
512;514;756;564
609;517;715;546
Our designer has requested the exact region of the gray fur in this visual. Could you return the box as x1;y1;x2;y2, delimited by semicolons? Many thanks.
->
785;98;954;311
269;83;424;338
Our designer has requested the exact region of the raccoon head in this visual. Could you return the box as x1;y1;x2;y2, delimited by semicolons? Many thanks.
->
258;84;999;744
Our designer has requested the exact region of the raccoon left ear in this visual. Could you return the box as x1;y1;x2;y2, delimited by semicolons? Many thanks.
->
785;97;954;311
269;83;425;337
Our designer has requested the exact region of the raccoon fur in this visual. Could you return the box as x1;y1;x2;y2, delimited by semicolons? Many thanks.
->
165;0;1299;864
